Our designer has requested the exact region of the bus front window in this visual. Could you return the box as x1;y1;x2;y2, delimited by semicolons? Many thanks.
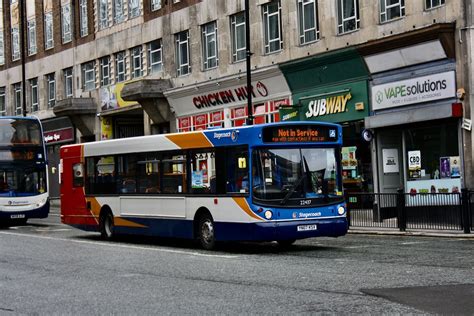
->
252;148;342;205
0;168;46;196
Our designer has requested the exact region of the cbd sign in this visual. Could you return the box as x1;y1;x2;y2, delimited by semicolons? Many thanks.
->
408;151;421;170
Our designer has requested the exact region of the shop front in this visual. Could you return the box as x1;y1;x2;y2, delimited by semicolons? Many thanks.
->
164;66;291;131
100;81;146;140
366;63;463;194
279;48;372;192
41;117;75;199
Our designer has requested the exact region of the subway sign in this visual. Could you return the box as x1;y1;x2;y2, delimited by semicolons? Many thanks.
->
262;125;339;143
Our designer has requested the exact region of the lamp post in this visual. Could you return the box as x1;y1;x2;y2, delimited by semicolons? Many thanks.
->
19;0;27;117
245;0;253;125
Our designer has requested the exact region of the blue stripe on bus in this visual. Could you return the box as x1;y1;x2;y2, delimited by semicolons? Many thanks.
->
72;216;348;242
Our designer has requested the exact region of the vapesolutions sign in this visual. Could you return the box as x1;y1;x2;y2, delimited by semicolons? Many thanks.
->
371;71;456;110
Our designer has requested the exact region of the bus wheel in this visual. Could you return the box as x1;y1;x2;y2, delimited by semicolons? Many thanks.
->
100;211;115;240
198;214;216;250
277;239;296;248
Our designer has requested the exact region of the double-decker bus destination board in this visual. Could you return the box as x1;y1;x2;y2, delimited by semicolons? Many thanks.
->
262;124;339;143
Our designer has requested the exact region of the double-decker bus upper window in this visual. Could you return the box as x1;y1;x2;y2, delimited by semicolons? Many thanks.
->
0;119;42;146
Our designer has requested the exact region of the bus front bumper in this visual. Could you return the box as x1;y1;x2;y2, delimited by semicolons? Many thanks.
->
214;217;348;242
0;200;50;220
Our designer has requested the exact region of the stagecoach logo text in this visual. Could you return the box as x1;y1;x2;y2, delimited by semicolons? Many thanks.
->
297;212;322;218
213;131;238;142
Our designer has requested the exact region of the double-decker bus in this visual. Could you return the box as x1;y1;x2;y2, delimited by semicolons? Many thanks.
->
60;122;347;249
0;117;49;225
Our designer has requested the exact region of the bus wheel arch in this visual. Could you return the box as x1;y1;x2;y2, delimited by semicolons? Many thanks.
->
99;206;115;240
194;208;216;250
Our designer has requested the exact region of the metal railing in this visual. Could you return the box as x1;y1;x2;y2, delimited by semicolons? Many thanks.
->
346;189;473;233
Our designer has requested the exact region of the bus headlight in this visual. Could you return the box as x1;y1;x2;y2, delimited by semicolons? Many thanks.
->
337;206;346;215
264;210;273;220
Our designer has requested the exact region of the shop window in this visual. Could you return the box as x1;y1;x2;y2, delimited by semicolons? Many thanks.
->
405;121;460;194
193;114;208;131
191;150;216;194
178;116;192;132
231;107;247;127
162;153;187;194
209;110;224;128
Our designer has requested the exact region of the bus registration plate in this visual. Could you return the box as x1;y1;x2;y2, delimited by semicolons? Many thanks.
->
10;214;25;219
297;224;317;232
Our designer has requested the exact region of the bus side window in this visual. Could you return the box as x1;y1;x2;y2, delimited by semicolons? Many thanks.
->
225;146;249;194
72;163;84;187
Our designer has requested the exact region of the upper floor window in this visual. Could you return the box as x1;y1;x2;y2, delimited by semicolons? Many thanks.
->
63;68;74;97
0;31;4;65
0;87;6;116
230;12;246;62
11;27;20;61
13;83;22;115
131;46;143;79
27;20;37;55
115;51;127;82
202;21;218;70
176;31;190;76
147;40;162;74
425;0;445;9
114;0;125;24
380;0;405;23
337;0;360;34
29;78;39;112
297;0;319;45
82;62;96;91
61;3;72;43
79;0;88;37
46;73;55;108
262;1;283;54
44;12;54;49
100;56;110;86
129;0;140;18
151;0;161;11
99;0;109;29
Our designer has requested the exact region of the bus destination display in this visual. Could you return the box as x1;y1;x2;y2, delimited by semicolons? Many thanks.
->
262;125;338;143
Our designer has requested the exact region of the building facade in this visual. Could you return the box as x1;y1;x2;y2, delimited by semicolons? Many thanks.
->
0;0;472;198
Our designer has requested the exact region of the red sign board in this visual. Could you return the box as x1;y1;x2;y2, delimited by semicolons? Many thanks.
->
43;128;74;144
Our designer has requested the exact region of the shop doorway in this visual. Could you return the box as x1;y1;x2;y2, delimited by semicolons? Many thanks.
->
376;129;403;193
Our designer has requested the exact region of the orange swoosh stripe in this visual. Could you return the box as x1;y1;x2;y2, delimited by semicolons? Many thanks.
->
232;197;263;221
85;197;147;228
166;132;213;149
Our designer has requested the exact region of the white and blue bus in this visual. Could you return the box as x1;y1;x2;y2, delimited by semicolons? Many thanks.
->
60;122;347;249
0;117;49;225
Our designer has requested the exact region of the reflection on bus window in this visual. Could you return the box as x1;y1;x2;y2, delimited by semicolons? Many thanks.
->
191;150;216;194
162;153;187;194
226;146;249;194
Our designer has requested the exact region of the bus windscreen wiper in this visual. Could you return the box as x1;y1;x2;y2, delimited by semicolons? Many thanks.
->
280;173;306;205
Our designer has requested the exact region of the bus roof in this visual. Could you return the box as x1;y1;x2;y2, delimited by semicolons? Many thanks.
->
62;121;342;157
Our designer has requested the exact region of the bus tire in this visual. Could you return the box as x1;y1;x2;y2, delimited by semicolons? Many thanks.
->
277;239;296;248
198;214;216;250
100;210;115;240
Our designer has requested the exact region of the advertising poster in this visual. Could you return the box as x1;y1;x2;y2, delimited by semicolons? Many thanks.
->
199;160;208;182
100;117;113;140
342;147;357;171
382;148;399;174
192;171;203;188
450;156;460;178
440;157;450;178
408;150;421;179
